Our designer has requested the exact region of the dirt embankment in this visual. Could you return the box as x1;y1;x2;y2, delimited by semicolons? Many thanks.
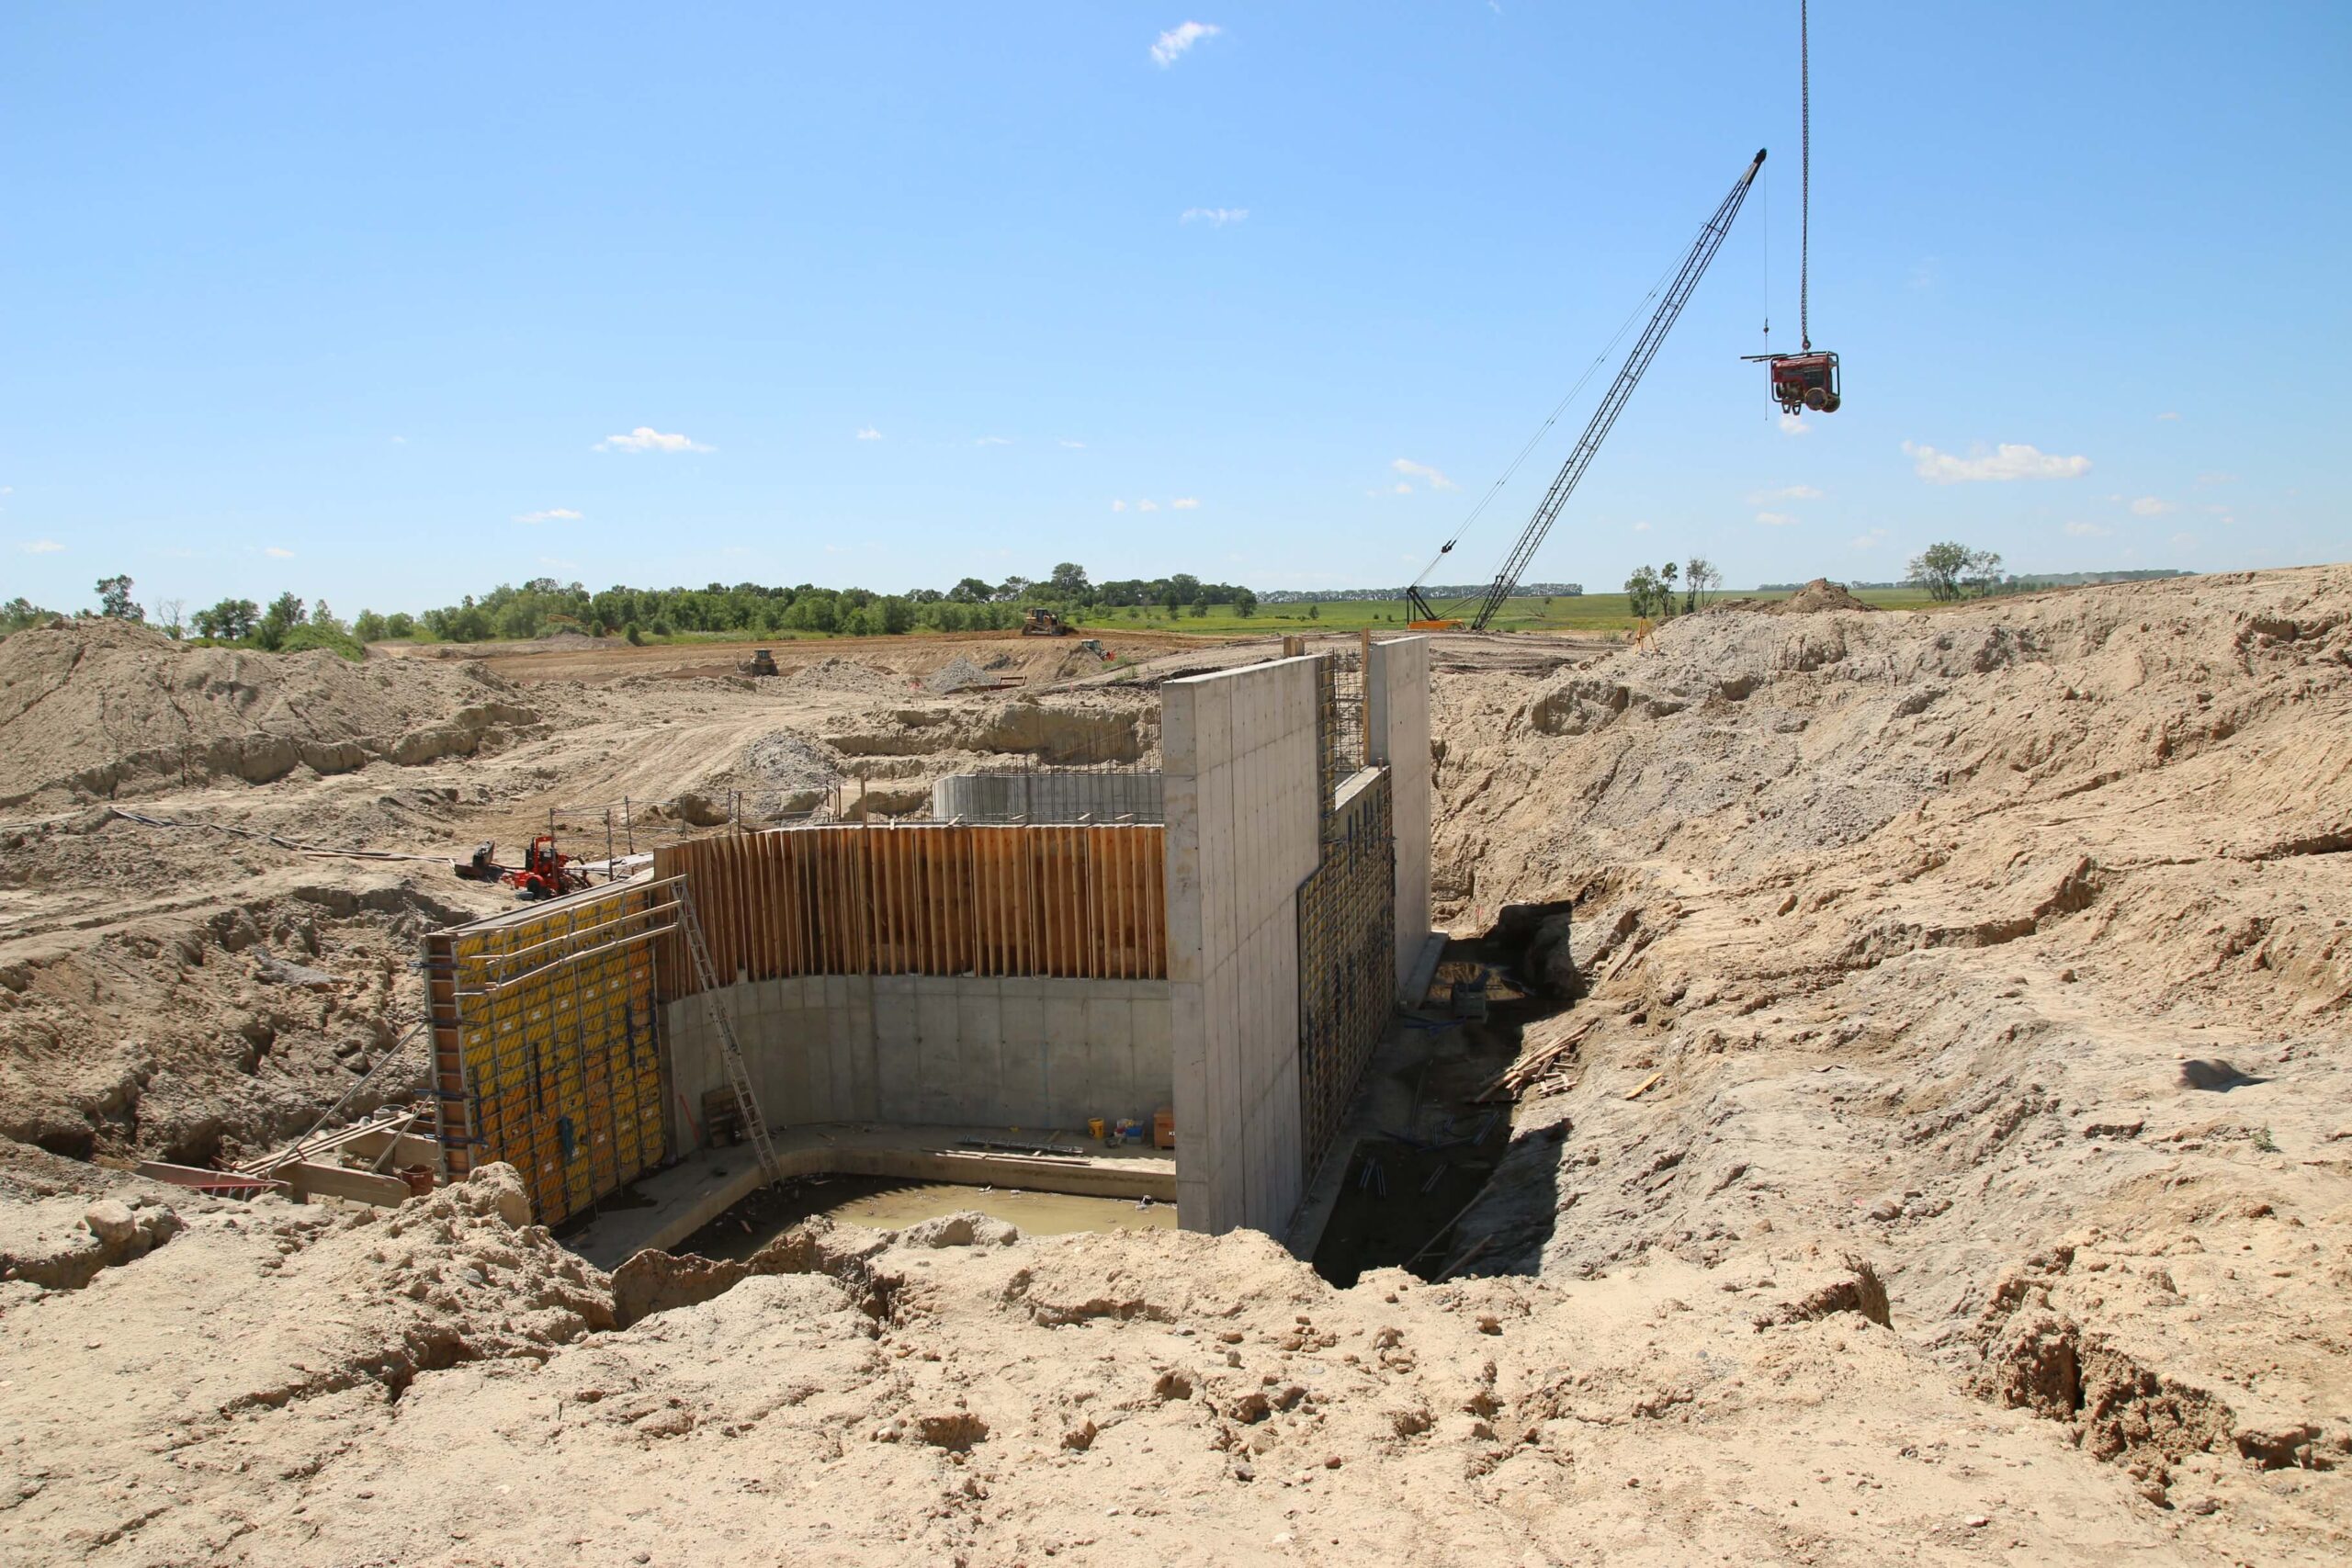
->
0;618;546;811
0;1147;2199;1566
1432;564;2352;1534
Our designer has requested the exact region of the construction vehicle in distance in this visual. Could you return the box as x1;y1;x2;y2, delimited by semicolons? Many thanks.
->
1407;148;1767;633
453;836;589;901
741;649;779;676
1022;607;1073;637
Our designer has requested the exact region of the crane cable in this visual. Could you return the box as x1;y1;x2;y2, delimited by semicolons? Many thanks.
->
1800;0;1812;353
1407;249;1684;597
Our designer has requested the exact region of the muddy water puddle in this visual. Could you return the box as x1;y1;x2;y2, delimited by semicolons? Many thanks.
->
680;1174;1173;1262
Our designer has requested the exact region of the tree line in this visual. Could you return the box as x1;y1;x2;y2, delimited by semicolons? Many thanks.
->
383;564;1264;644
6;564;1267;652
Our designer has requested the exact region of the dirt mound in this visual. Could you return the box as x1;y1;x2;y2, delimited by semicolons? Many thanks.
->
0;618;542;809
1770;576;1879;614
0;1185;2208;1564
738;729;839;815
922;654;994;694
1433;563;2352;1525
777;655;901;695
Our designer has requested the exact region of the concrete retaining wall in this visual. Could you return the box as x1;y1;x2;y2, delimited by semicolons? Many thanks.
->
666;975;1170;1139
1368;636;1434;989
931;771;1165;825
1162;655;1322;1236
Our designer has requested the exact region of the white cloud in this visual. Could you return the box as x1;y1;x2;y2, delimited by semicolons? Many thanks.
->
595;426;713;454
1747;484;1823;504
1754;511;1797;527
2063;520;2111;537
2194;470;2234;487
265;546;295;558
974;435;1012;446
1391;457;1457;491
1632;520;1651;532
389;435;407;445
19;538;62;554
856;426;882;441
1851;527;1891;548
1392;482;1412;494
1138;500;1161;513
1110;499;1127;513
2155;412;2181;422
514;507;582;525
537;555;583;572
1058;438;1086;449
1779;413;1811;436
1181;207;1249;226
1151;20;1221;66
1901;440;2091;484
1171;497;1201;510
2128;496;2175;517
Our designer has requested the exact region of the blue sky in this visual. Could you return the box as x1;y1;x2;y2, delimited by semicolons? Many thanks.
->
4;3;2346;616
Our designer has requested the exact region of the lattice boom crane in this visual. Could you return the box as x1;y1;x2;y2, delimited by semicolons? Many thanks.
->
1411;148;1766;634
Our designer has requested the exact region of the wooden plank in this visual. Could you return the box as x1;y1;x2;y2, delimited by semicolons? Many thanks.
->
966;829;984;976
286;1161;415;1208
1082;829;1102;979
751;831;770;979
344;1128;443;1168
1114;829;1132;979
1059;828;1079;977
798;829;817;975
880;826;901;972
780;831;799;968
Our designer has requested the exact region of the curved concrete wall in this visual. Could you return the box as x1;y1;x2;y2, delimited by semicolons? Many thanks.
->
665;975;1171;1140
931;771;1164;825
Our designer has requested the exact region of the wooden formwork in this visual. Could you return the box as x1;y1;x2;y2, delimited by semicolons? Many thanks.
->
650;822;1167;997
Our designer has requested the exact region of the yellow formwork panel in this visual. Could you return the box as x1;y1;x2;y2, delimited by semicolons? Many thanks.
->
441;886;669;1228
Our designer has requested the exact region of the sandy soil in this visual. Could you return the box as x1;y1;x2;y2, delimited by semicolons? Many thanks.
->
1;570;2346;1563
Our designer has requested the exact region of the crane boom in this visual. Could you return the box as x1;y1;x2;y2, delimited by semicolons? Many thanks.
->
1465;148;1766;631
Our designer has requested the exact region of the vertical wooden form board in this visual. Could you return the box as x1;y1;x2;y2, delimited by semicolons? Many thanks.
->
650;823;1169;998
431;884;668;1228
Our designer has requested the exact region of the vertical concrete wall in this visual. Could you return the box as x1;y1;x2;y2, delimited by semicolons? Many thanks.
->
1163;656;1323;1236
666;976;1170;1138
1367;636;1434;989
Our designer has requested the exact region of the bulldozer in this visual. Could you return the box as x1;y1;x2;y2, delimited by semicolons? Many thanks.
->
741;649;779;676
1022;607;1072;637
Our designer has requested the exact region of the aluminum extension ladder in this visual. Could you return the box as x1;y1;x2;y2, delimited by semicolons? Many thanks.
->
673;881;783;1187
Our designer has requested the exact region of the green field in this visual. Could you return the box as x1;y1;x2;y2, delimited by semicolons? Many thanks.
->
1054;587;1951;638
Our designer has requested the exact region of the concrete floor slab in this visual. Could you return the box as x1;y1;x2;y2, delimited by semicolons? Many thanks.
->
565;1123;1177;1271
